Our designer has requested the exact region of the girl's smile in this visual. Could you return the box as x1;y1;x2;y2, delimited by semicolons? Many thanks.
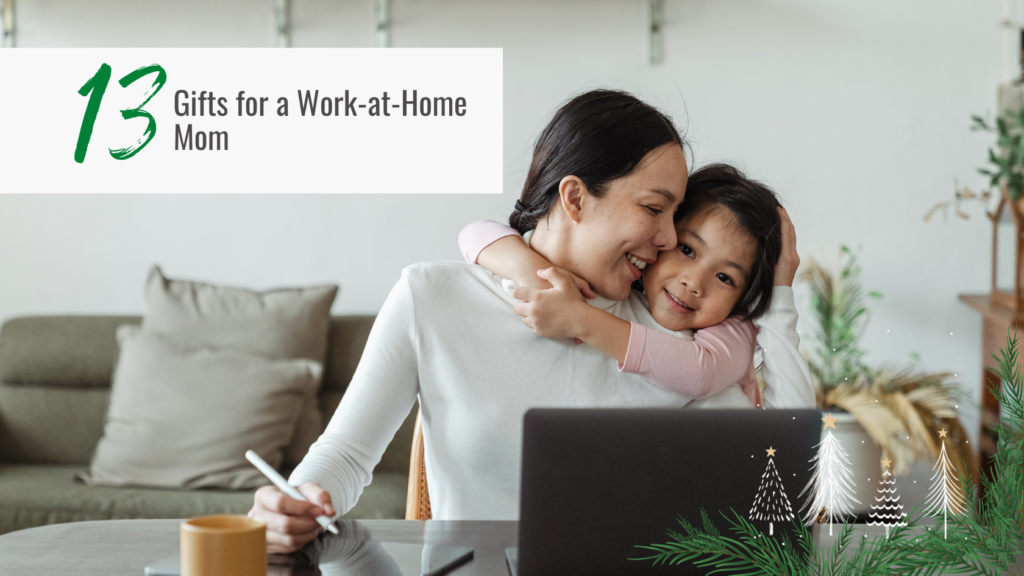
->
664;287;697;314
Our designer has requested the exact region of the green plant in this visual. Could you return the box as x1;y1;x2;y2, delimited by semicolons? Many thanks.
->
636;331;1024;575
923;110;1024;222
972;110;1024;202
801;247;974;478
801;245;880;390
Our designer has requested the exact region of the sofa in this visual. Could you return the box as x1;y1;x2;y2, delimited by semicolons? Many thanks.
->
0;315;418;535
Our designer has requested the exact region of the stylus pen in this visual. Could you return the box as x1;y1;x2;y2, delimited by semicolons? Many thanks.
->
245;450;340;535
423;549;474;576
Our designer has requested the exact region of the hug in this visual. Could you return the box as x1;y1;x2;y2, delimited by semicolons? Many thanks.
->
248;88;817;553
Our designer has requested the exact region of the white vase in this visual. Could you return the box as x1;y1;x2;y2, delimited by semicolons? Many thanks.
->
826;412;931;517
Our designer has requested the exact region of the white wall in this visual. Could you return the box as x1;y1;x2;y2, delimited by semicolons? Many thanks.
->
1;0;1006;441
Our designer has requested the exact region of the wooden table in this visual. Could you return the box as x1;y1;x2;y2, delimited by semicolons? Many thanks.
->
958;294;1023;487
0;518;1018;575
0;519;518;576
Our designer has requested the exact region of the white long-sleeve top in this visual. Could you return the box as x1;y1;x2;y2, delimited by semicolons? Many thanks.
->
289;262;814;520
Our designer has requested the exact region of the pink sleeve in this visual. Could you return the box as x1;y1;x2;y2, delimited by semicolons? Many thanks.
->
739;362;763;409
619;316;757;402
458;220;521;264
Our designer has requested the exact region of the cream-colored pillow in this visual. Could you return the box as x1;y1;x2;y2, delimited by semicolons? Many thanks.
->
142;266;338;465
80;326;321;489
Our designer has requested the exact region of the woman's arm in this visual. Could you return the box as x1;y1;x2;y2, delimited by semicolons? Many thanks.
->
756;208;816;408
250;270;421;552
289;271;420;510
754;286;815;408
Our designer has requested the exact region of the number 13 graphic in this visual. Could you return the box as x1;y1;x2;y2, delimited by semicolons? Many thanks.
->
74;63;167;163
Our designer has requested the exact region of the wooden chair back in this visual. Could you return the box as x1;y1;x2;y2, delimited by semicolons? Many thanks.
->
404;408;432;520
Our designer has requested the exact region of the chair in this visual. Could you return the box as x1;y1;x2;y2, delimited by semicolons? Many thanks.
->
404;408;432;520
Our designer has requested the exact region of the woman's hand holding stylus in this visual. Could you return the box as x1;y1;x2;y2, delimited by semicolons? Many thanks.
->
249;482;335;553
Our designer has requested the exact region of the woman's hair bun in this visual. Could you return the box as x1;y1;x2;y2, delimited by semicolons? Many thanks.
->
510;89;683;234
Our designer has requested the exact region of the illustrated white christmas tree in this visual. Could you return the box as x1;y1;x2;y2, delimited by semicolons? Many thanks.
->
798;412;860;536
924;429;967;539
748;446;795;536
866;458;907;539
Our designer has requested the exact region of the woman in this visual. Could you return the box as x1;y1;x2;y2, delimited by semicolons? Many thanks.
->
249;90;813;553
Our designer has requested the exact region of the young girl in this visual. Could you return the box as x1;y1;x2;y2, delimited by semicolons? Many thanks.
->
459;163;806;408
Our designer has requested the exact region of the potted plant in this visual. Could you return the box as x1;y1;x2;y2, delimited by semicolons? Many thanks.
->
799;246;977;514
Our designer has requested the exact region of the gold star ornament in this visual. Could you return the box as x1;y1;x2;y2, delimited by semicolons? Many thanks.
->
766;446;777;457
938;428;948;438
822;413;838;430
881;458;892;468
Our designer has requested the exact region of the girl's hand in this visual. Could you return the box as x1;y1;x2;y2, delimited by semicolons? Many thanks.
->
511;267;594;340
774;207;799;287
516;266;598;299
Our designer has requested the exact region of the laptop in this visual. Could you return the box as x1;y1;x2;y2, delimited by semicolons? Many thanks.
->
514;408;822;576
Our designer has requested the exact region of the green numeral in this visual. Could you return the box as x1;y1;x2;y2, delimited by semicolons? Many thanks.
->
109;64;167;160
74;63;168;163
74;63;112;164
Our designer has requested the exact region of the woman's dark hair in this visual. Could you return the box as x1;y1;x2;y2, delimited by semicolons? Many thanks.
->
675;163;782;321
510;90;683;234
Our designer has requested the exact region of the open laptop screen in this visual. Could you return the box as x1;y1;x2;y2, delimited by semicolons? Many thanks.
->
517;408;822;576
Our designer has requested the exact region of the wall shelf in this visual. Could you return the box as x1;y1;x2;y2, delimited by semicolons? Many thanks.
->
273;0;289;48
272;0;390;48
2;0;14;49
374;0;390;48
649;0;663;64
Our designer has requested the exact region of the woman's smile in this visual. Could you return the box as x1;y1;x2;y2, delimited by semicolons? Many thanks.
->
626;252;651;280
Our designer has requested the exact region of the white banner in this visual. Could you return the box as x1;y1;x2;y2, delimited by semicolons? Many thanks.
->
0;48;503;193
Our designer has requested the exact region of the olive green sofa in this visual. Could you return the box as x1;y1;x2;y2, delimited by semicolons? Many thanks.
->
0;315;417;535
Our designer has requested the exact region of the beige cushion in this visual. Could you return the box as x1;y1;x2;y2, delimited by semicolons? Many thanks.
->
80;326;321;490
142;266;338;465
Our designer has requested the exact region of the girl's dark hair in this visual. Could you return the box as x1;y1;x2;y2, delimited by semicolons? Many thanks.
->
676;163;782;321
510;90;683;234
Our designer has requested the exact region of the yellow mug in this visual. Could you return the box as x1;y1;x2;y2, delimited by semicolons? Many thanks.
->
180;514;267;576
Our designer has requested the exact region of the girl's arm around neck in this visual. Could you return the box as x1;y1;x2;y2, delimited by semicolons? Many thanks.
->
459;220;597;297
576;307;631;363
618;318;757;400
458;220;554;289
458;220;520;264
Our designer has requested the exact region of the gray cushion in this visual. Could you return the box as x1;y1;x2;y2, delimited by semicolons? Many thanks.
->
0;314;417;531
143;266;338;364
81;326;320;490
143;266;338;466
0;465;408;536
